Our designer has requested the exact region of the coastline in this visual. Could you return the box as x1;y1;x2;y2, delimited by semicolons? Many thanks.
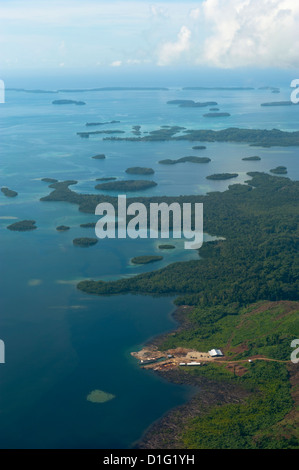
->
135;305;249;449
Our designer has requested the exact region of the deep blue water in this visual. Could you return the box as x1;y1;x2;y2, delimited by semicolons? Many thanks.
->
0;81;298;448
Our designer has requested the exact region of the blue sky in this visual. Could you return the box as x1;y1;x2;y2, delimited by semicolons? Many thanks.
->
0;0;298;73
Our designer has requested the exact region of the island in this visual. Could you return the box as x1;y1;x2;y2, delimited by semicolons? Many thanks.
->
159;156;211;165
261;101;298;107
242;156;261;161
86;121;120;126
7;220;37;231
270;166;288;175
131;256;163;265
209;108;219;111
77;130;125;138
206;173;238;180
73;237;98;247
203;112;231;118
95;180;157;192
125;167;155;175
92;154;106;160
103;127;299;147
192;146;206;150
1;187;18;197
52;99;86;105
158;245;176;250
56;225;70;231
41;178;58;183
167;100;218;108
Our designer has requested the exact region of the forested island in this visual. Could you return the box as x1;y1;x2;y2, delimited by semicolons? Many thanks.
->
242;156;261;161
159;245;176;250
131;256;163;265
7;220;37;231
52;99;86;105
103;126;299;147
80;222;96;228
41;178;58;183
73;237;98;247
125;167;155;175
86;121;120;126
270;166;288;174
159;156;211;165
167;100;218;108
192;146;206;150
56;225;70;231
78;130;125;138
203;112;231;118
92;154;106;160
95;180;157;191
1;187;18;197
206;173;238;180
95;177;117;181
261;101;298;107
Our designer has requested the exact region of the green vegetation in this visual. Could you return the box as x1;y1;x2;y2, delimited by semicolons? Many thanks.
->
159;245;176;250
41;178;58;183
73;237;98;247
159;156;211;165
261;101;298;107
104;127;299;147
52;99;85;105
1;187;18;197
167;100;218;108
270;166;287;175
242;156;261;161
95;180;157;192
92;154;106;160
7;220;37;231
56;225;70;231
203;112;231;118
80;222;96;228
86;390;115;403
125;167;155;175
131;256;163;265
206;173;238;180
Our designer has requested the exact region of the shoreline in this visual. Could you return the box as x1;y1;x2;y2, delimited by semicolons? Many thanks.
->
134;305;249;449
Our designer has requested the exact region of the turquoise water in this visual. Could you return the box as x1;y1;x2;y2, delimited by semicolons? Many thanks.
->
0;84;298;448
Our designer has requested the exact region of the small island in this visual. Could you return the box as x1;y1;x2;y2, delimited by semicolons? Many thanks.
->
261;101;298;107
7;220;37;231
203;112;231;118
209;108;219;111
52;99;86;105
95;180;157;192
125;167;155;175
56;225;70;231
77;130;125;138
1;187;18;197
242;156;261;161
270;166;287;175
159;156;211;165
41;178;58;183
86;121;120;126
206;173;239;180
92;154;106;160
73;237;98;247
131;256;163;265
158;245;176;250
192;145;206;150
167;100;218;108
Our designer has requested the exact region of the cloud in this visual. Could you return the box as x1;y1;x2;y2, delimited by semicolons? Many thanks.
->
201;0;299;68
157;25;191;66
110;60;122;67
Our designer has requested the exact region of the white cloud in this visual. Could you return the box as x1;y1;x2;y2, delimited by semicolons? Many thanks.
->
110;60;122;67
157;25;191;66
201;0;299;68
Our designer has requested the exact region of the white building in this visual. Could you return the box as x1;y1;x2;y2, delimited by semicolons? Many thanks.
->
209;349;223;357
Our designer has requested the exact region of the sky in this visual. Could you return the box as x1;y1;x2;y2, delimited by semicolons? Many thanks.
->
0;0;299;76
